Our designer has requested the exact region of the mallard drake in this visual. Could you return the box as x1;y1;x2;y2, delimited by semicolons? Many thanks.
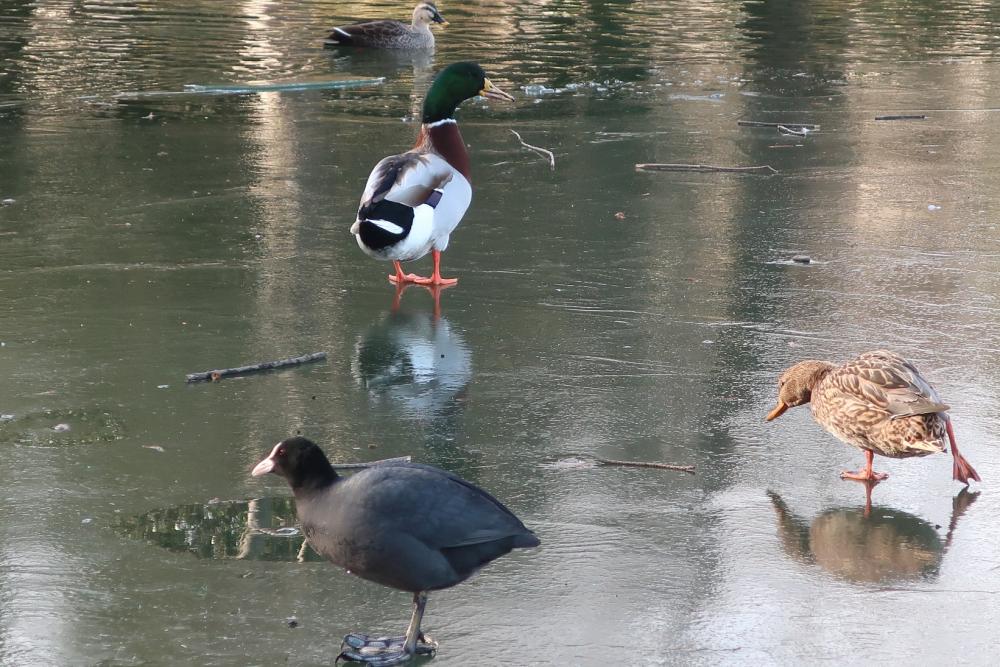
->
350;62;514;286
766;350;981;485
325;1;447;49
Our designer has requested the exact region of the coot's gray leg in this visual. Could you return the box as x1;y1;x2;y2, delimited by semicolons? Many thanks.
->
402;591;429;655
338;592;437;665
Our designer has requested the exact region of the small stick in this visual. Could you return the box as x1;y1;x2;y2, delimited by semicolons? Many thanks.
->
332;455;411;470
777;125;807;136
510;129;555;170
186;351;327;383
595;457;696;474
875;114;926;121
636;163;778;175
738;120;819;130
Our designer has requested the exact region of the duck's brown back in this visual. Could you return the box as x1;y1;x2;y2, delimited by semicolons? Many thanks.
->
811;350;948;458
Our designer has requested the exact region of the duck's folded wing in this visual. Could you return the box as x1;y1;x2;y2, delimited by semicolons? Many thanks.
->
327;20;409;45
840;350;950;417
358;153;453;217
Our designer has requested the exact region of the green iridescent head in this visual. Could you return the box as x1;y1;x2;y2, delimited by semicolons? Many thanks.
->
422;62;514;123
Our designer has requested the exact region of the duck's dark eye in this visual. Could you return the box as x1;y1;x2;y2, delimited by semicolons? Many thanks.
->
276;448;286;457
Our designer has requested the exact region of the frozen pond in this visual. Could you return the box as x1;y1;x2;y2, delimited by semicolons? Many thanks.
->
2;1;999;664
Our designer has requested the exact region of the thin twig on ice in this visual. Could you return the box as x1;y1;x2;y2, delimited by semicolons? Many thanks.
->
331;456;412;470
874;114;926;121
595;457;696;474
635;163;778;175
510;129;555;170
738;120;819;130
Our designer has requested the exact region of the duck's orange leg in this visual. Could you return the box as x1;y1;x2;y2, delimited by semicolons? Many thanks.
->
861;480;875;518
389;281;453;316
841;450;889;482
411;250;457;287
388;260;428;285
422;283;454;319
946;420;981;485
390;282;411;312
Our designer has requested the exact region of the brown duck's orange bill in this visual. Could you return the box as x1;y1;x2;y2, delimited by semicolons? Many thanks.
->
765;401;789;421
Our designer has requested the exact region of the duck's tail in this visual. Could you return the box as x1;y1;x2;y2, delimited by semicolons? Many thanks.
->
946;420;981;485
352;200;414;251
325;27;355;46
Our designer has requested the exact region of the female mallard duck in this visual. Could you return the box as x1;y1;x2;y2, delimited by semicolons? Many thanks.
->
350;62;513;286
325;1;447;49
766;350;980;485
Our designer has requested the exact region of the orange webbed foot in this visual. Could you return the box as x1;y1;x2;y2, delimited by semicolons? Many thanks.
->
410;275;458;287
388;273;430;285
840;470;889;482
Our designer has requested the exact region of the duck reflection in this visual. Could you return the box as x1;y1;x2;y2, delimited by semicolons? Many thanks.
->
117;497;322;562
767;488;978;584
352;284;471;421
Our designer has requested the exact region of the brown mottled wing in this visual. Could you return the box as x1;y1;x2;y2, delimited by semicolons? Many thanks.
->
838;350;950;418
326;20;410;47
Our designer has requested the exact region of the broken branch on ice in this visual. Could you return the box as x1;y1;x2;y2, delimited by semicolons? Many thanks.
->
635;163;778;175
777;125;808;136
595;457;696;474
332;456;412;470
186;351;327;383
510;129;555;170
738;120;819;130
874;114;926;121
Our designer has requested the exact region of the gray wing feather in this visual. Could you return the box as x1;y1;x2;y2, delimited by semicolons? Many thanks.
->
343;464;535;550
327;20;410;45
358;153;453;215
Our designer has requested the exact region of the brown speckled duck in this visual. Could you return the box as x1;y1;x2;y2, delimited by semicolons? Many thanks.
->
766;350;981;485
325;2;447;49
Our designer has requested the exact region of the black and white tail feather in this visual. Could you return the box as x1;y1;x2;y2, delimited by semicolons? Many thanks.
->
351;188;443;255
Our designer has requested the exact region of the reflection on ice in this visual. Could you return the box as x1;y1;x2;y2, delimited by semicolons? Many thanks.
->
117;497;322;562
352;300;471;421
767;488;978;584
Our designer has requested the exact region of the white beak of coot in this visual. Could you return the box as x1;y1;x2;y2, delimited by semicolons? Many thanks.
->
251;457;275;476
251;442;283;476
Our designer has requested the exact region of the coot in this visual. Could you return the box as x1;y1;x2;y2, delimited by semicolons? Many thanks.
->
251;437;539;665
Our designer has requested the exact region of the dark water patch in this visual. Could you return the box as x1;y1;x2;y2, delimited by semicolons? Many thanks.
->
117;496;323;562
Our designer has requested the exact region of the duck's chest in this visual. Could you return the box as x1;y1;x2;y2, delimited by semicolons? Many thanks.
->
810;382;884;448
419;121;471;181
